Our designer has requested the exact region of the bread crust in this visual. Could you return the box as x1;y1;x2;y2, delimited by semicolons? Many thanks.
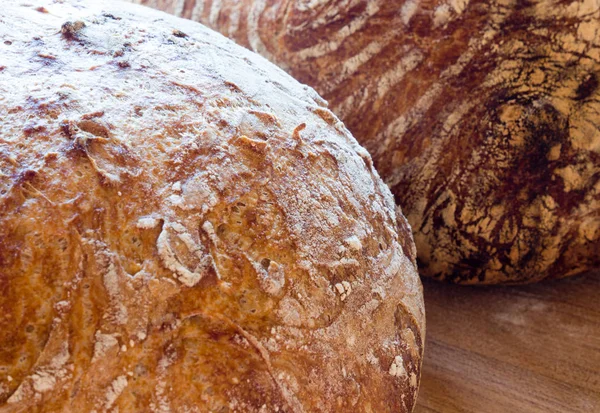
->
138;0;600;284
0;1;424;411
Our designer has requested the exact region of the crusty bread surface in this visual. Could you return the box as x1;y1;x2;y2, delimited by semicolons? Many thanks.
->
0;1;424;412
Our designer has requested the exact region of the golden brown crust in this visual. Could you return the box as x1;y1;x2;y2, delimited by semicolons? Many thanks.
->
139;0;600;284
0;1;424;412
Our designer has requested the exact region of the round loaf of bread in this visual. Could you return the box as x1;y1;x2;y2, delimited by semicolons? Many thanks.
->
141;0;600;284
0;1;424;412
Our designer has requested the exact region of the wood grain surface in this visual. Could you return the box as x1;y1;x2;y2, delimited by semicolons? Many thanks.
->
416;269;600;413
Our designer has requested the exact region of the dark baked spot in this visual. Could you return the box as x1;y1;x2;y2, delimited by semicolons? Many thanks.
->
464;251;492;271
224;81;242;93
81;111;105;120
260;258;271;270
432;197;451;231
499;102;568;199
518;248;536;268
23;124;47;136
575;73;598;101
458;251;493;283
61;20;86;39
524;105;565;163
77;119;110;139
16;169;37;185
102;13;122;20
60;119;77;140
173;29;188;38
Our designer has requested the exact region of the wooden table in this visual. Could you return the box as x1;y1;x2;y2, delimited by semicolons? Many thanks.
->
415;269;600;413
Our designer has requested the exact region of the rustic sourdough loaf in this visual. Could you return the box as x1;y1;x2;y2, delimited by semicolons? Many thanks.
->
135;0;600;284
0;1;424;412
